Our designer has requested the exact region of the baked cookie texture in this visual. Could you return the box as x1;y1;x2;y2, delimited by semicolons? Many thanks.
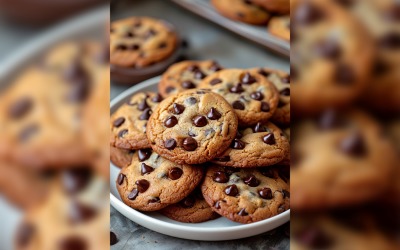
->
147;89;238;165
110;146;135;169
268;15;290;41
110;17;178;68
202;164;290;224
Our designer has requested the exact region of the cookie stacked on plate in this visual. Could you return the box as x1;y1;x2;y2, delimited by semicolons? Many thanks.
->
112;60;291;224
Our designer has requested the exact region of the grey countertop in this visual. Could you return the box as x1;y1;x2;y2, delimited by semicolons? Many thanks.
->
111;1;289;249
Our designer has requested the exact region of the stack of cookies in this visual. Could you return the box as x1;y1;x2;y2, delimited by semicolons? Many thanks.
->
211;0;290;41
112;60;291;224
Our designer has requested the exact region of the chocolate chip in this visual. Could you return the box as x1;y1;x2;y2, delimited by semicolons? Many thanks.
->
213;171;229;183
260;168;275;178
224;166;240;175
210;78;222;85
238;208;248;216
116;44;127;50
250;92;264;100
168;167;183;180
165;116;178;128
113;117;125;127
138;149;152;161
261;102;270;112
207;108;221;120
164;138;177;150
181;196;195;208
173;103;185;114
231;138;245;149
378;32;400;49
151;93;163;102
215;155;230;162
230;83;245;93
141;163;154;175
144;29;157;38
182;137;198;151
214;201;221;209
136;179;150;193
149;197;160;203
117;173;126;185
294;226;334;248
125;31;134;37
295;2;324;25
209;62;223;72
225;184;239;196
194;70;206;79
241;72;256;84
158;42;167;49
318;109;342;130
59;236;87;250
384;5;400;22
236;130;243;139
62;168;92;194
193;115;208;127
334;64;355;85
110;231;118;245
263;133;276;145
134;21;142;27
166;86;175;93
8;97;33;119
258;69;270;77
244;175;260;187
16;223;35;247
129;44;140;50
232;100;245;110
138;98;149;111
259;187;273;199
128;188;139;200
314;39;341;59
182;80;195;89
67;82;90;103
339;132;366;157
139;108;152;120
253;122;267;133
282;190;290;198
333;0;354;7
280;88;290;96
68;201;97;224
278;100;286;107
118;129;128;138
187;65;199;72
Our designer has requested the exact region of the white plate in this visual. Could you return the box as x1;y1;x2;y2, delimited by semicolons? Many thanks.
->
110;76;290;241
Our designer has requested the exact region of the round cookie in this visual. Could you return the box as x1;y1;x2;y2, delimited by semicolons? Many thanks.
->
159;60;223;98
290;0;374;115
250;0;290;14
202;164;290;224
211;0;271;25
291;109;397;210
110;92;163;149
213;121;289;167
268;15;290;41
160;188;220;223
250;67;290;126
116;149;203;211
110;146;135;169
199;69;279;125
147;89;238;165
110;17;178;68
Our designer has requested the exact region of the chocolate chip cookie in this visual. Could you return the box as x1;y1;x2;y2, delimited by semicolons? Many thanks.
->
110;146;134;169
159;60;223;98
110;17;178;68
160;188;220;223
250;0;290;14
268;15;290;41
110;92;163;149
147;89;238;165
291;0;374;115
202;164;290;224
291;109;397;210
199;69;279;125
213;121;289;167
211;0;271;25
116;149;203;211
250;67;290;126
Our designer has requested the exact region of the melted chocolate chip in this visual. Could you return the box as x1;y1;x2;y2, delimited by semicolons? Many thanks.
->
16;223;35;247
113;117;125;127
209;62;223;72
168;167;183;180
295;2;324;25
232;100;245;110
194;70;206;79
139;108;152;120
151;93;163;102
244;175;260;187
213;171;229;183
241;72;256;84
238;208;248;216
138;149;152;161
136;179;150;193
181;196;195;208
165;116;178;128
193;115;208;127
335;64;355;85
173;103;185;114
261;102;270;112
117;173;126;185
110;231;118;245
125;31;134;37
225;184;239;196
141;163;154;175
379;32;400;49
182;80;195;89
215;155;230;162
339;132;366;157
182;137;198;151
116;44;127;50
282;190;290;198
207;108;221;120
138;98;149;111
263;133;276;145
214;201;221;209
231;138;245;149
118;129;128;138
250;92;264;100
62;168;92;194
128;188;139;200
8;97;33;119
187;65;199;72
259;187;273;199
253;122;267;133
280;88;290;96
230;83;245;93
59;236;87;250
210;78;222;85
68;201;97;224
260;168;275;178
165;139;177;150
129;44;140;50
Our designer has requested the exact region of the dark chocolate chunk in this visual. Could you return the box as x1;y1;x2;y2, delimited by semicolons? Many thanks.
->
165;116;178;128
261;102;270;112
213;171;229;183
59;236;87;250
259;187;273;199
128;188;139;200
8;97;33;119
193;115;208;127
210;78;222;85
164;139;177;150
339;132;367;157
263;133;276;145
117;173;126;185
241;72;256;84
231;138;245;149
139;108;152;120
207;108;221;120
168;167;183;180
138;149;152;161
135;179;150;193
110;231;118;245
173;103;185;114
62;168;92;194
243;175;260;187
250;92;264;100
113;117;125;127
182;80;196;89
238;208;248;216
182;137;198;151
225;184;239;196
141;163;154;175
232;100;245;110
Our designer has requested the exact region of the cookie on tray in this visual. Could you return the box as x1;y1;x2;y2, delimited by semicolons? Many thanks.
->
268;15;290;41
110;17;178;68
159;60;223;98
213;121;289;168
116;149;203;211
147;89;238;165
161;188;220;223
202;164;290;224
110;146;135;169
110;92;163;150
211;0;271;25
199;69;279;125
